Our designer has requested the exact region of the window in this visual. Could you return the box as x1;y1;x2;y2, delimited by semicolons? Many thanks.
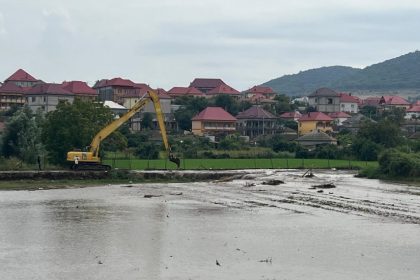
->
328;98;333;104
31;97;35;102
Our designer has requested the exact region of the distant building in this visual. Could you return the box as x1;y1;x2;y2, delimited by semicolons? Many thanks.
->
308;88;341;113
379;96;411;110
296;130;337;147
328;111;351;125
339;93;359;113
340;114;376;133
93;77;137;102
189;78;226;93
61;81;97;101
104;100;128;115
167;87;205;98
191;107;237;137
244;86;276;99
236;106;278;138
4;69;42;88
298;112;333;136
361;96;381;107
405;105;420;119
206;84;241;100
26;83;74;113
0;82;26;111
279;111;302;122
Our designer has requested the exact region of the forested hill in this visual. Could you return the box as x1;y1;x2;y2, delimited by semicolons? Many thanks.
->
262;51;420;96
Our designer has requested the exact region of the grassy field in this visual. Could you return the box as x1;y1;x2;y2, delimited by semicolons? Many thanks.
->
103;158;378;170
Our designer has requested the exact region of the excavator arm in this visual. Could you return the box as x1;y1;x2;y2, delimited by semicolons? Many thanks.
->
67;90;180;169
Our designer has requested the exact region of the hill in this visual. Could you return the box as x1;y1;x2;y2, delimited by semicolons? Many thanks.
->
263;51;420;96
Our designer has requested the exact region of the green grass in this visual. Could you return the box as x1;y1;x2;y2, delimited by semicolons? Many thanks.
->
103;158;378;170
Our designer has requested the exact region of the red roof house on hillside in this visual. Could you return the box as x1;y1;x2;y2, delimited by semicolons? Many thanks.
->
298;112;334;136
26;83;74;113
0;82;26;110
206;84;241;99
379;96;411;109
245;86;276;99
93;77;137;101
339;93;360;113
4;69;41;87
328;111;351;125
236;106;278;138
362;96;381;107
191;107;237;136
61;81;97;101
189;78;226;93
167;87;205;98
279;111;302;122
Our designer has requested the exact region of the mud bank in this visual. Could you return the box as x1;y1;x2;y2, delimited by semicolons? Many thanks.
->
0;170;242;181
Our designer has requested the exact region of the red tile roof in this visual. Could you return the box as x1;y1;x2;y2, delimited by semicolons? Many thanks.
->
5;69;38;82
362;97;381;106
155;88;171;99
414;101;420;106
168;87;205;97
298;112;333;122
189;78;226;89
246;86;275;95
380;96;410;106
62;81;97;95
192;107;237;121
0;81;25;93
26;83;73;95
236;106;277;119
279;111;302;119
339;93;360;103
407;105;420;112
207;84;240;95
328;112;351;118
93;77;135;88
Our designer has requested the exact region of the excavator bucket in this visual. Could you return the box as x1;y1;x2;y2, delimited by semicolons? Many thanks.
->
169;154;181;169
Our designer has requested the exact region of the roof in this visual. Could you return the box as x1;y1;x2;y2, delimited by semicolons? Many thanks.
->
93;78;135;88
380;96;410;106
279;111;302;119
308;88;340;97
0;81;25;93
328;112;351;119
236;106;277;119
297;130;336;142
192;107;237;121
189;78;226;89
342;114;376;126
62;81;97;95
246;86;275;95
104;101;127;110
168;87;205;96
155;88;171;99
26;83;73;95
362;97;381;107
5;69;38;82
339;93;360;103
407;105;420;112
298;112;333;122
207;84;240;95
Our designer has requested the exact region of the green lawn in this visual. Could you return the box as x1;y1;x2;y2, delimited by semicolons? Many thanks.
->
102;158;378;170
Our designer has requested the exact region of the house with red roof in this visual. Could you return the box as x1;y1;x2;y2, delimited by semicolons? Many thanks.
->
61;81;97;101
191;107;237;136
244;86;276;99
206;84;241;99
236;106;278;138
405;105;420;119
308;88;341;113
279;111;302;122
328;111;351;125
361;96;381;107
4;69;42;88
167;87;205;98
298;112;334;136
26;83;74;113
379;96;411;110
339;93;359;113
0;82;26;111
93;77;137;102
189;78;226;93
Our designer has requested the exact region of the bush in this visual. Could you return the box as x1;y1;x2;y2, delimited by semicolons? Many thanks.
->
378;149;420;177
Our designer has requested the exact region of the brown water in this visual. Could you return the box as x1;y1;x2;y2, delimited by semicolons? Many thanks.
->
1;170;419;279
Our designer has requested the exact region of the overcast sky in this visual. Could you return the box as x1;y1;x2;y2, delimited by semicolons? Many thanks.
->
1;0;420;91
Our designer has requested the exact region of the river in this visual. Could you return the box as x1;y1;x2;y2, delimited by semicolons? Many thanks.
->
1;170;419;279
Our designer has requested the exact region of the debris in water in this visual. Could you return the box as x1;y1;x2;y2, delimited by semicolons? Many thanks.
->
244;182;256;187
144;194;163;198
169;192;183;196
302;169;315;178
98;260;103;264
317;190;324;193
258;257;272;263
262;179;284;185
312;183;336;189
216;260;221;266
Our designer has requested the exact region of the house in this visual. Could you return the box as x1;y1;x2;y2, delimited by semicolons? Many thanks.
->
308;88;341;113
4;69;42;88
405;105;420;119
61;81;97;101
296;130;337;147
167;87;205;98
244;86;276;99
279;111;302;122
297;112;333;136
0;82;26;111
361;96;381;108
104;100;128;115
93;77;136;102
379;96;411;110
340;114;376;133
189;78;226;93
328;111;351;125
206;84;241;100
191;107;237;137
236;106;278;139
339;93;359;113
25;83;74;113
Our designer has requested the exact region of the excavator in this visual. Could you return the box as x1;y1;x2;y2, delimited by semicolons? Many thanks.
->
66;90;180;170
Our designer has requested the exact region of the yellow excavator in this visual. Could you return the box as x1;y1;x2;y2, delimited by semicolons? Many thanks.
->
66;90;180;170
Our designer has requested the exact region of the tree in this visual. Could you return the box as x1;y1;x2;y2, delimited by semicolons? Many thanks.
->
357;120;403;148
274;94;294;114
1;106;45;163
141;112;153;130
42;99;114;165
174;96;209;131
211;95;239;115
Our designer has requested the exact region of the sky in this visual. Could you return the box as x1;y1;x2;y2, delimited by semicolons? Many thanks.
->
1;0;420;91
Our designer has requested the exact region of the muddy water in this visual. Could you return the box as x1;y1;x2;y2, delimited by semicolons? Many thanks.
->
0;170;420;280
